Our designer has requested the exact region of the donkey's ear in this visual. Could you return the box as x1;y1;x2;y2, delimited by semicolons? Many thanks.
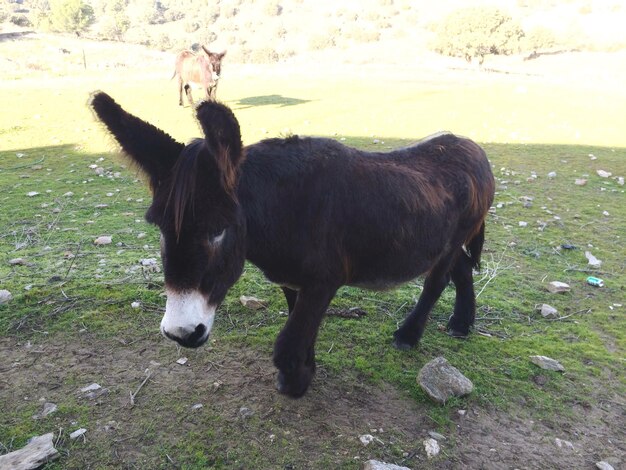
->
89;91;184;190
196;101;243;195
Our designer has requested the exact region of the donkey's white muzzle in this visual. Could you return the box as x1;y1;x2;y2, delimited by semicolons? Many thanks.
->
160;289;216;348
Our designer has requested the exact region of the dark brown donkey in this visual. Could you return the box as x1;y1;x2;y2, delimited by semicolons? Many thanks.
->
172;47;225;106
90;92;495;398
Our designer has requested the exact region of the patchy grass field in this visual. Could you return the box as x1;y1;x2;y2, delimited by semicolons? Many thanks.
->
0;34;625;469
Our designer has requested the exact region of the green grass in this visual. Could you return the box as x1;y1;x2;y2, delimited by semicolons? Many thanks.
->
1;58;625;468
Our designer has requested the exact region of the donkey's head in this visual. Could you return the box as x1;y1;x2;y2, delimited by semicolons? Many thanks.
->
90;92;245;348
201;47;225;84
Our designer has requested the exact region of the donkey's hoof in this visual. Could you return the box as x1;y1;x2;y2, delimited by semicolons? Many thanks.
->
392;338;414;351
447;328;469;339
276;368;313;399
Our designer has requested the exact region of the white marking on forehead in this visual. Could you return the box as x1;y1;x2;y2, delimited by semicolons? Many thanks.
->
160;289;216;339
212;72;220;81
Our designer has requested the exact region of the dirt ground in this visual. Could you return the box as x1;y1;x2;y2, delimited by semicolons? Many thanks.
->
1;333;623;469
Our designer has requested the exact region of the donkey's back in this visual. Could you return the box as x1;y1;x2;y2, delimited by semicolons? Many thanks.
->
238;133;494;291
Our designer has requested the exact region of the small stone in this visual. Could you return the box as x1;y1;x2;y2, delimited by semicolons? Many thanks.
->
547;171;556;179
596;170;612;178
602;210;609;216
131;301;141;309
458;409;467;416
69;428;87;440
94;236;112;245
574;178;587;186
617;177;624;186
176;357;188;365
518;221;528;227
596;462;615;470
240;295;268;310
0;290;13;304
9;258;26;266
428;431;446;441
547;281;570;293
81;383;101;393
239;407;254;419
27;191;39;197
32;402;58;420
538;304;558;318
584;251;602;268
359;434;375;446
137;232;147;239
94;167;105;175
530;355;565;372
554;437;574;450
190;403;203;410
363;460;410;470
212;381;223;391
63;191;74;197
423;438;440;458
417;356;473;404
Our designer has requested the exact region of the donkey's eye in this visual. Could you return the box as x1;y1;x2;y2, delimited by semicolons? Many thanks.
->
208;229;226;244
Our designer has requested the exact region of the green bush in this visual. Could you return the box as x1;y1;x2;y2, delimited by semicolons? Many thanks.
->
432;7;524;65
48;0;95;34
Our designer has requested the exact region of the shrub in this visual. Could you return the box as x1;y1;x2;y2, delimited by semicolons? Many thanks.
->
11;14;32;27
523;26;555;53
48;0;95;34
432;7;524;65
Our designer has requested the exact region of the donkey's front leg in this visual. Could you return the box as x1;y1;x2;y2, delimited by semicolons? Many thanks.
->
273;285;337;398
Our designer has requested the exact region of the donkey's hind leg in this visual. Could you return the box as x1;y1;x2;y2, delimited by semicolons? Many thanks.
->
393;259;452;350
446;250;476;338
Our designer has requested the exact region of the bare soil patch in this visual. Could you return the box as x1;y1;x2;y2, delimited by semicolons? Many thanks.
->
1;333;623;469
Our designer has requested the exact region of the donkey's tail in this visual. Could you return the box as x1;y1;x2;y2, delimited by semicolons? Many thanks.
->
466;221;485;271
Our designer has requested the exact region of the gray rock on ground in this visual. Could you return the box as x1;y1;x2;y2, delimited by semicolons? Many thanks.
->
530;355;565;372
363;460;411;470
417;356;473;403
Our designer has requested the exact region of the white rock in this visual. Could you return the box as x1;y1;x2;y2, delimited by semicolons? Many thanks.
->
137;232;147;239
574;178;587;186
547;281;570;294
363;460;410;470
69;428;87;440
94;236;112;245
538;304;558;318
190;403;203;410
80;383;102;393
602;211;609;216
9;258;26;266
359;434;375;446
27;191;39;197
176;357;188;365
596;461;615;470
554;437;574;450
32;402;58;420
423;438;440;458
428;431;446;441
63;191;74;197
240;295;268;310
518;221;528;227
458;409;466;416
596;170;612;178
0;290;13;304
0;433;59;468
530;355;565;372
617;177;624;186
131;301;141;309
585;251;602;268
547;171;556;179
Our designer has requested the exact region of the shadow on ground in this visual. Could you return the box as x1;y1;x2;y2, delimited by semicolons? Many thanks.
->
232;94;311;110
